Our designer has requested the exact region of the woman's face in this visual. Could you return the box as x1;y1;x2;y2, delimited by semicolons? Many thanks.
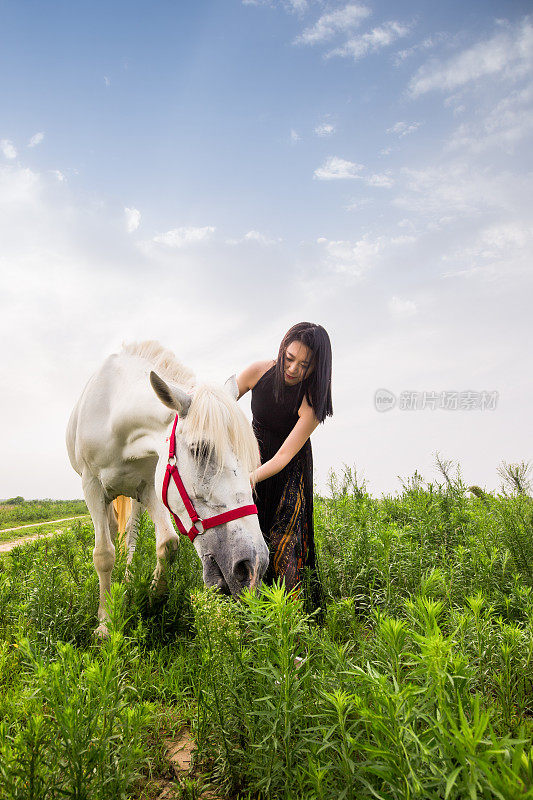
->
283;340;314;385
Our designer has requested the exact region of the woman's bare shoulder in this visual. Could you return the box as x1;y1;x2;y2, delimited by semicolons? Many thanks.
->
236;359;276;397
248;359;276;389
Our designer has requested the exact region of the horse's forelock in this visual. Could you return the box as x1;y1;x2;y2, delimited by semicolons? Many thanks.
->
182;384;260;476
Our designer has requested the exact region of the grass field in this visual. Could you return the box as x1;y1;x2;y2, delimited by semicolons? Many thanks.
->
0;499;88;531
1;468;532;799
0;518;90;545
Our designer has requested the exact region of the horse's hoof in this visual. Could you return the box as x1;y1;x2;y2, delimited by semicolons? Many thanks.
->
150;579;168;599
157;539;178;563
94;622;110;639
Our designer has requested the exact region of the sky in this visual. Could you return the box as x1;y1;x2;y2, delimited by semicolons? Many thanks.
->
0;0;532;500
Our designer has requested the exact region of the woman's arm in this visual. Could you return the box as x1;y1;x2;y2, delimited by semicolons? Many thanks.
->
236;360;274;400
252;397;320;483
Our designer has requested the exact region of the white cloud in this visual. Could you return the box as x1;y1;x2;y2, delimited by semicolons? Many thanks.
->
243;230;277;244
125;207;141;232
327;20;411;61
393;34;446;66
409;17;533;97
317;235;382;276
104;76;110;87
448;85;533;153
314;156;363;180
243;0;308;11
344;196;372;211
153;225;215;247
295;4;370;46
52;170;66;182
288;0;307;11
387;121;421;137
441;222;532;279
28;132;45;148
366;172;394;188
290;128;301;144
227;230;280;245
0;164;40;207
314;157;393;187
397;218;417;232
395;163;529;223
314;122;336;137
317;232;414;277
389;295;417;317
1;139;17;159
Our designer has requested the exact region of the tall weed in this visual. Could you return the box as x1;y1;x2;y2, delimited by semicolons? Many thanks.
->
0;586;152;800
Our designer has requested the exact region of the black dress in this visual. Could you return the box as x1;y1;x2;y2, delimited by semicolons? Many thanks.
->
251;365;323;614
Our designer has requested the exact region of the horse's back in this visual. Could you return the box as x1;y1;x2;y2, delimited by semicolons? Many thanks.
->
68;352;174;494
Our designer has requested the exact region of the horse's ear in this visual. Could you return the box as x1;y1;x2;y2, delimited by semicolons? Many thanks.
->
224;374;239;401
150;371;192;416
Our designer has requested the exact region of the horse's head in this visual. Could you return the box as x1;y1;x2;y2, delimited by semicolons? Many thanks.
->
150;371;269;595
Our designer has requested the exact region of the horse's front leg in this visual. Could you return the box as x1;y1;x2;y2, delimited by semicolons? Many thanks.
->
141;485;179;596
83;471;115;637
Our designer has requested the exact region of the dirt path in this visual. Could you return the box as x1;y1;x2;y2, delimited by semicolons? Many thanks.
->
156;729;221;799
0;514;89;535
0;516;90;553
0;529;64;553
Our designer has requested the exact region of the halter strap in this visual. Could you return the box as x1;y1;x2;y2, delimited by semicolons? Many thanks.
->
161;414;258;542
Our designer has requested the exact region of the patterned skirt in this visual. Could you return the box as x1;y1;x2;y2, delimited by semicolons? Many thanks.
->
253;421;324;615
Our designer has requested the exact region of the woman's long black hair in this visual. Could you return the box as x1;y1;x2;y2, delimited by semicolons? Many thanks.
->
273;322;333;423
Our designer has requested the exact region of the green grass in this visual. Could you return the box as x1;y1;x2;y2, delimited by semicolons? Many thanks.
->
0;499;88;530
0;471;532;799
0;516;90;544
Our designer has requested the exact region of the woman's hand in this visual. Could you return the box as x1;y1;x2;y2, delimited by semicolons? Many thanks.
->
253;406;320;484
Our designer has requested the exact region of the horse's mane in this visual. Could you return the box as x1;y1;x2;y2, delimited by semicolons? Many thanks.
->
122;340;196;391
182;383;260;476
123;340;259;476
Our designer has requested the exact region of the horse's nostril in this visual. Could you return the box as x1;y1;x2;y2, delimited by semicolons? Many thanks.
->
203;554;230;594
233;558;253;586
215;578;231;595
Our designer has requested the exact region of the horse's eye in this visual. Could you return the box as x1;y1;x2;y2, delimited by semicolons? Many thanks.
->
190;442;210;461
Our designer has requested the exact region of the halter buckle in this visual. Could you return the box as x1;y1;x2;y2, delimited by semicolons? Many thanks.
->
168;455;177;466
192;519;205;535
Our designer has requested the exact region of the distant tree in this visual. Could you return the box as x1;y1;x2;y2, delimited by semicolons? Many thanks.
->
4;496;24;505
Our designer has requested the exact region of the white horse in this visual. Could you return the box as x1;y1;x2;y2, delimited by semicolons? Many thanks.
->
66;341;269;635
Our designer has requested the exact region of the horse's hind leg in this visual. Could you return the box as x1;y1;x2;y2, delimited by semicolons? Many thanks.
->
107;502;119;544
141;485;179;596
83;471;115;636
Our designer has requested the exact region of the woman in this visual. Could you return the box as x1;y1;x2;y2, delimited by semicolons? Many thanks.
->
236;322;333;613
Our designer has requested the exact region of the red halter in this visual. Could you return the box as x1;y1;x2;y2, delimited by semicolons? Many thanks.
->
161;414;258;542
